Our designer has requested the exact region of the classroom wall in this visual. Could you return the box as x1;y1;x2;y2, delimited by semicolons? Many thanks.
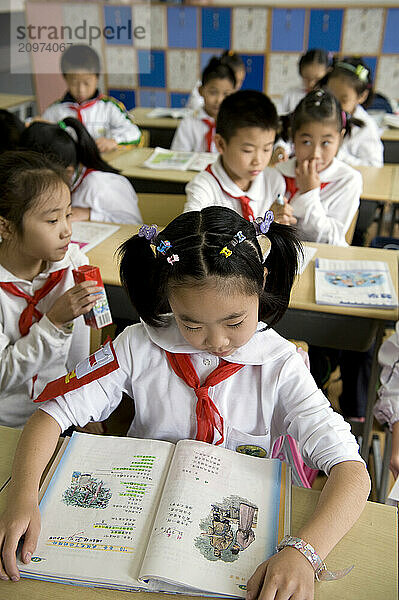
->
12;3;399;113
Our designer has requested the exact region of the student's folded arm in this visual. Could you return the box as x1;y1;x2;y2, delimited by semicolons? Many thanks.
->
0;317;74;394
107;102;141;144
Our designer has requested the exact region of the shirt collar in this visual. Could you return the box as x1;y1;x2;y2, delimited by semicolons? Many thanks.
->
0;246;77;283
210;156;266;202
143;315;291;366
195;107;215;123
276;156;340;182
61;90;101;105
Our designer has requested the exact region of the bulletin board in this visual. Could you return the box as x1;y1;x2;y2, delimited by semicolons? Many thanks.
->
23;3;399;114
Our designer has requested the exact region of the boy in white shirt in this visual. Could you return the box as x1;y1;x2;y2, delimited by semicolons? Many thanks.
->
42;45;141;153
184;90;294;223
171;57;236;153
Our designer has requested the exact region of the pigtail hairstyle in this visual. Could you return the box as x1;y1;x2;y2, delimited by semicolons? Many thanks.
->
202;56;236;89
0;109;25;153
20;118;120;174
220;50;245;73
119;206;303;328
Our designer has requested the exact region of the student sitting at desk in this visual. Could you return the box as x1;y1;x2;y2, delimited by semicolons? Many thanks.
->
186;50;246;112
0;206;370;597
171;57;236;153
20;118;142;225
41;45;141;153
184;90;291;221
275;89;362;247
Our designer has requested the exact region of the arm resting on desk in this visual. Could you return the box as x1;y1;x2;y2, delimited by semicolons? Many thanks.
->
246;460;370;600
0;410;61;581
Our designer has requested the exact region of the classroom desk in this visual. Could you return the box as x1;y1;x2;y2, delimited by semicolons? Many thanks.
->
0;93;36;119
131;107;179;148
381;128;399;164
0;424;397;600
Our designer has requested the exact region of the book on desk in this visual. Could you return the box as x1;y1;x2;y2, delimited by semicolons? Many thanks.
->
315;258;398;309
19;433;290;597
143;146;218;172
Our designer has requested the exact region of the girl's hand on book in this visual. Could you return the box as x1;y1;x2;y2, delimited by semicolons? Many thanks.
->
295;158;320;194
46;281;103;329
246;547;314;600
0;497;41;581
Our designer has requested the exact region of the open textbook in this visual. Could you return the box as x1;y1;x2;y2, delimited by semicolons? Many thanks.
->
143;146;218;172
146;107;193;119
19;433;290;597
71;222;120;253
315;258;398;309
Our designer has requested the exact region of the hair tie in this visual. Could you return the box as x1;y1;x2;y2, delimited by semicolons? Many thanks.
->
219;230;246;259
167;254;180;265
341;110;347;129
138;224;158;241
253;211;273;260
58;120;67;130
336;61;369;83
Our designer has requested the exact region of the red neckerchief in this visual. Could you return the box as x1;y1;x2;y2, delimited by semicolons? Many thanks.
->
0;269;67;336
205;164;255;221
165;351;245;445
71;167;96;192
202;117;215;152
283;176;331;202
68;94;104;123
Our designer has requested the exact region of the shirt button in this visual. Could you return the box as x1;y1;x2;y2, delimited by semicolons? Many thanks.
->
203;358;211;366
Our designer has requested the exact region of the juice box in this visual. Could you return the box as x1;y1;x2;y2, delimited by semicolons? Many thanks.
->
72;265;113;329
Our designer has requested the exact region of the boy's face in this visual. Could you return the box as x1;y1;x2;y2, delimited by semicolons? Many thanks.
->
199;78;235;120
64;71;98;103
215;127;275;191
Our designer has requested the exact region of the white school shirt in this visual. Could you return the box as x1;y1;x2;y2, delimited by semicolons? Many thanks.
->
0;244;89;428
338;105;384;167
170;108;217;153
184;155;285;217
71;167;142;225
374;321;399;429
40;316;364;475
279;86;306;115
276;157;362;246
42;92;141;145
186;80;204;112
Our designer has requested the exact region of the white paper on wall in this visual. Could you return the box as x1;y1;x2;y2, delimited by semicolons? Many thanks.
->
167;50;198;91
342;9;384;55
376;56;399;101
267;53;301;98
105;46;137;88
232;7;268;52
133;5;165;50
62;3;103;57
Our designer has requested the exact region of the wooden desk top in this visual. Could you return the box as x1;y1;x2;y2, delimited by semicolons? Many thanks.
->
0;424;396;599
355;165;397;202
131;107;180;129
88;230;399;323
0;93;35;110
381;128;399;142
391;166;399;202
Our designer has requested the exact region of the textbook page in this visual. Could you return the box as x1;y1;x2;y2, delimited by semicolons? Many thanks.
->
139;439;289;598
143;147;217;171
146;107;193;119
19;433;175;590
71;221;120;253
315;259;398;308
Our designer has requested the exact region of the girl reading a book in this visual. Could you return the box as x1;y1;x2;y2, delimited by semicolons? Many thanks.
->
0;206;370;598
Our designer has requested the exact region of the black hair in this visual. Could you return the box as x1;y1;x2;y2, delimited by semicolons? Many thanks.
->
216;90;279;143
20;117;119;174
0;110;25;153
119;206;302;328
202;57;236;89
320;56;374;109
299;48;330;75
60;44;101;75
0;150;69;234
220;50;245;74
280;88;359;142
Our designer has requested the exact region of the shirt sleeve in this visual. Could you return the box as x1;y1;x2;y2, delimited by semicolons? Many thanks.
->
374;322;399;429
289;170;361;246
338;124;384;167
184;173;215;212
41;103;64;123
272;353;364;474
106;100;141;145
170;119;196;152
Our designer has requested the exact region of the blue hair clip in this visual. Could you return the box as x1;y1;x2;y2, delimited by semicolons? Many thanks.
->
157;240;172;254
253;210;274;235
138;224;158;241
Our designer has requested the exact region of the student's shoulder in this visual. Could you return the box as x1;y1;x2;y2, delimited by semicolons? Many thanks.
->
331;157;362;184
99;95;130;114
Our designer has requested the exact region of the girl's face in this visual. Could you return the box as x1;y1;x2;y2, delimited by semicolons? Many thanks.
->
168;277;259;358
327;76;368;115
18;183;72;264
300;62;328;93
199;78;235;119
294;120;343;172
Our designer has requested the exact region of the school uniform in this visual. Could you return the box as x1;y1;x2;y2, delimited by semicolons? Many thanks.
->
40;316;364;475
184;155;285;219
170;108;217;153
42;91;141;145
374;321;399;429
186;80;204;112
279;86;306;115
338;105;384;167
0;244;89;428
71;167;142;224
276;157;362;246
